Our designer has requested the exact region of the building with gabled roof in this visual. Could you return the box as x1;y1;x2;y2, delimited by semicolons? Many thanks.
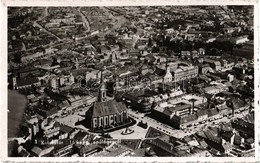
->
13;76;41;90
31;145;54;157
85;70;129;131
86;99;128;131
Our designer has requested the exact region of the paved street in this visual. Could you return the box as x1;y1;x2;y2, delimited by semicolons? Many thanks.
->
109;124;149;139
33;9;62;41
10;9;127;57
56;106;91;128
127;109;186;138
7;6;255;158
77;7;90;32
127;106;251;138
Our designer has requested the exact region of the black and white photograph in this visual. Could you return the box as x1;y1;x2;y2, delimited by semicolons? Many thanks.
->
6;4;256;159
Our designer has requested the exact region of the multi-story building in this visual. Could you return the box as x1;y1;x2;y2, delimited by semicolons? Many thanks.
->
50;77;60;89
85;70;101;81
152;95;210;128
230;35;249;44
203;59;221;71
49;74;74;90
17;67;40;79
121;89;157;112
198;64;211;74
13;76;41;90
201;85;228;95
174;66;198;82
67;95;96;110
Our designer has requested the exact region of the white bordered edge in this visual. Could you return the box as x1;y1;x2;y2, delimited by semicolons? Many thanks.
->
0;0;259;162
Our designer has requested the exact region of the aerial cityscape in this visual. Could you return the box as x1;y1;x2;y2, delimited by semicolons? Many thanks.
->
7;6;254;157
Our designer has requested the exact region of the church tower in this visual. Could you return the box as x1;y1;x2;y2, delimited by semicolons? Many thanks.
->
75;58;79;70
113;75;120;95
98;70;106;102
111;52;117;64
69;73;74;84
163;60;172;91
12;76;17;90
163;61;172;84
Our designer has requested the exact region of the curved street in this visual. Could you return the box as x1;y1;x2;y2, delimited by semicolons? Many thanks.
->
77;7;91;33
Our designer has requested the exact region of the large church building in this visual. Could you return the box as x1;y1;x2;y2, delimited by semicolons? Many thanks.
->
85;70;129;131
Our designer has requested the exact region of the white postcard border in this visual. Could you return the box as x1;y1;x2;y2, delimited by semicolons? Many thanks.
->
0;0;259;162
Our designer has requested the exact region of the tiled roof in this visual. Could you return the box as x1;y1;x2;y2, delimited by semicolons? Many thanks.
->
159;135;171;143
175;104;191;111
60;124;73;133
208;109;219;117
79;144;100;155
245;113;254;123
198;139;208;149
222;142;232;150
74;131;88;141
245;137;254;144
53;121;61;128
196;109;208;117
31;146;42;156
222;131;234;140
204;131;222;143
162;107;173;117
180;114;197;124
17;77;39;87
92;100;127;118
234;135;242;145
154;67;165;76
